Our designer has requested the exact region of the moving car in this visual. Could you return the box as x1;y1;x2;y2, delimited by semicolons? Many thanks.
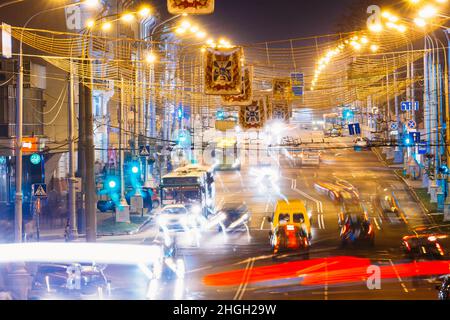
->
340;213;375;247
156;204;200;232
268;199;312;241
402;225;450;260
354;137;370;151
216;202;251;232
374;185;403;223
29;263;110;300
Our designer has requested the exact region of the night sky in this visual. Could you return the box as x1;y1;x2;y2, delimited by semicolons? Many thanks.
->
0;0;359;44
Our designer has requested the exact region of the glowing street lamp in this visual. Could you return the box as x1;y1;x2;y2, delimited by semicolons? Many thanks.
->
101;21;112;31
138;6;152;18
414;17;427;27
121;13;135;22
369;23;383;32
419;5;437;19
145;52;157;64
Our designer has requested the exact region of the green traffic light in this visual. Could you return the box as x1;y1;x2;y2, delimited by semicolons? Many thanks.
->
30;153;41;165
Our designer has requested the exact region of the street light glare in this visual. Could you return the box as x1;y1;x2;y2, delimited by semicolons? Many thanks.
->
101;22;112;31
418;5;437;18
146;52;157;64
83;0;100;7
196;31;207;39
176;27;186;34
138;6;152;18
121;13;135;23
368;23;383;32
414;17;427;27
181;20;191;29
86;19;95;28
370;44;379;52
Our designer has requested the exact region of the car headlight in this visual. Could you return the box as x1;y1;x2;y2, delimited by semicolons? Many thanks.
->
157;215;167;226
191;205;202;215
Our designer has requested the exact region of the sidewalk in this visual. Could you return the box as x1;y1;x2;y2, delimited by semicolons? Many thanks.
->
372;147;445;225
39;211;153;241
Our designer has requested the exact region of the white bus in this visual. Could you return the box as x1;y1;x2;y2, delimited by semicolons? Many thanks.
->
161;165;215;216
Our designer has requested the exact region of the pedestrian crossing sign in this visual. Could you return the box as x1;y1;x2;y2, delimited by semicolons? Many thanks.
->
139;146;150;157
32;184;47;198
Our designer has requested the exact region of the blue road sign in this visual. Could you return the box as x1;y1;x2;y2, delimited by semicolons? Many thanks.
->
401;101;411;111
32;183;47;198
291;73;304;86
139;145;150;157
390;122;398;130
418;143;427;155
292;86;304;96
401;101;420;111
348;123;361;136
410;132;421;143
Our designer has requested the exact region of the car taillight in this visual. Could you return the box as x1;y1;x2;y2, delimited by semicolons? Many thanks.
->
403;241;411;251
342;225;348;234
436;243;445;256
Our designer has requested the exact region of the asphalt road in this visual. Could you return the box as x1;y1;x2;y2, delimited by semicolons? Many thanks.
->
96;132;444;300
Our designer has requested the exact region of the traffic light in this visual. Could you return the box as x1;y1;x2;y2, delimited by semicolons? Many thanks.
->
129;161;141;175
343;109;354;120
402;134;413;147
105;176;119;191
177;106;184;120
439;164;449;175
30;153;42;165
216;110;225;120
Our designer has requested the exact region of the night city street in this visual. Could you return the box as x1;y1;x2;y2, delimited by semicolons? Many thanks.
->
1;0;450;314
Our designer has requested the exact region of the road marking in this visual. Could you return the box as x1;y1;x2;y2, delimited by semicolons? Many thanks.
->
389;259;409;293
186;266;213;274
260;217;266;230
233;257;255;300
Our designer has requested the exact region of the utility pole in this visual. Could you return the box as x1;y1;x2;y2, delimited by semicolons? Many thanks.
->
68;61;78;239
118;77;130;222
84;69;97;241
15;43;24;243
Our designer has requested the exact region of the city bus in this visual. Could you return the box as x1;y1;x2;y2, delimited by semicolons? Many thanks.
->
212;137;240;171
160;165;215;216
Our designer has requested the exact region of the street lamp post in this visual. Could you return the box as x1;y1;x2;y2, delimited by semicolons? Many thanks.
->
15;2;88;242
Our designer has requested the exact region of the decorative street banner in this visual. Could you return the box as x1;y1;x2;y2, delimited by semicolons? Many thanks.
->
204;46;243;95
273;77;292;100
239;100;266;130
271;100;290;121
222;66;253;106
168;0;215;15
